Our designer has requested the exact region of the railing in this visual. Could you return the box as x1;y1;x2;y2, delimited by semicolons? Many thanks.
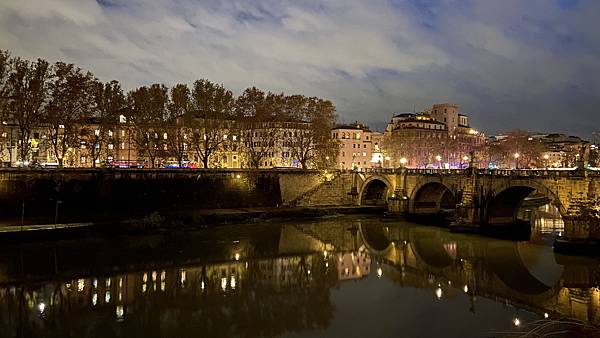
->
362;167;600;178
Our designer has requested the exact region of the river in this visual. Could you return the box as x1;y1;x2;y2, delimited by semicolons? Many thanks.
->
0;211;598;337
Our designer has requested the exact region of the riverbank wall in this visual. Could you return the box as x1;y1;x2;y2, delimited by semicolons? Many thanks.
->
0;169;344;225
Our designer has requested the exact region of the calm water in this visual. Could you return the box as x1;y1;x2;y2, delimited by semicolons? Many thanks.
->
0;213;599;338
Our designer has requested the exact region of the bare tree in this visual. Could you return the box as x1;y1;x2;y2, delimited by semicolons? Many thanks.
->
283;95;338;169
189;79;235;168
128;84;168;168
81;80;125;167
235;88;283;168
6;57;51;164
166;83;190;168
44;62;96;167
0;50;13;165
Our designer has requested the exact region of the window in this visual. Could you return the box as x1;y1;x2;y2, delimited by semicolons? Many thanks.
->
121;130;125;137
108;130;113;137
363;144;366;148
80;156;86;163
94;129;100;136
108;144;114;150
59;124;65;129
120;142;125;150
119;115;126;123
163;133;168;140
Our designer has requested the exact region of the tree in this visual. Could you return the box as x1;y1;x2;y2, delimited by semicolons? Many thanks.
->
189;79;235;168
166;83;190;168
283;95;338;169
0;50;13;164
6;57;51;164
235;88;282;168
81;80;125;167
128;84;168;168
500;130;545;168
44;62;96;167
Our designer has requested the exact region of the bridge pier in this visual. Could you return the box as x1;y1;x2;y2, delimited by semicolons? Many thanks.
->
387;169;409;214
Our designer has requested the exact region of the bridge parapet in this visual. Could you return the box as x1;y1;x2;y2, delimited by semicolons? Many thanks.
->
363;167;600;178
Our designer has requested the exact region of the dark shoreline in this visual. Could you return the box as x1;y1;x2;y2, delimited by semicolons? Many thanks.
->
0;205;385;243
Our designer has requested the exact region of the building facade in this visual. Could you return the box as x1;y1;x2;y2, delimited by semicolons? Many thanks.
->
331;122;383;170
384;103;485;168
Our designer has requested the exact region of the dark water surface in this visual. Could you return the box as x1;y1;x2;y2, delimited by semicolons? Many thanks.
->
0;214;599;338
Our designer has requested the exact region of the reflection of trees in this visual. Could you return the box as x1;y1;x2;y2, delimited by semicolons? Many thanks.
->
0;253;337;338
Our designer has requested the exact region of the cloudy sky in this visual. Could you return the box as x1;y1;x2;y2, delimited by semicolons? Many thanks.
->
1;0;599;136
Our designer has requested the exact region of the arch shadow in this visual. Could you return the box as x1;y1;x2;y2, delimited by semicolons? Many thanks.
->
358;176;392;206
409;181;457;215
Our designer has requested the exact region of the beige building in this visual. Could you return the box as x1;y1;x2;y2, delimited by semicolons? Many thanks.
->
384;103;485;168
331;122;383;170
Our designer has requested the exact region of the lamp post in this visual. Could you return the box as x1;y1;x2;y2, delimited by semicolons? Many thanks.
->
399;157;407;168
435;155;442;169
543;154;549;169
462;155;469;169
514;153;520;170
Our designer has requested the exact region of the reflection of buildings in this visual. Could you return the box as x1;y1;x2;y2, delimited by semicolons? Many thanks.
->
336;250;371;281
0;219;599;336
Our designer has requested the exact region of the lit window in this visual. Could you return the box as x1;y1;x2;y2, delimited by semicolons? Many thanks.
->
108;144;114;150
108;130;113;137
121;130;125;137
233;135;237;141
119;115;126;123
94;129;100;136
163;133;168;140
120;142;125;150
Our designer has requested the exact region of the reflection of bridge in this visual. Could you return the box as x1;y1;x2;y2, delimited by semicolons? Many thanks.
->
301;168;600;240
0;219;598;336
355;222;600;327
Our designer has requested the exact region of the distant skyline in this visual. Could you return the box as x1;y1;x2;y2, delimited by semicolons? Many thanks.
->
1;0;599;137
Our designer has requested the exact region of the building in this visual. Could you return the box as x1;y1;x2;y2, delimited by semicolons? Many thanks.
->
331;122;383;170
384;104;485;168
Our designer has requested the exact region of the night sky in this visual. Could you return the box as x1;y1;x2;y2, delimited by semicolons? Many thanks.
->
1;0;599;136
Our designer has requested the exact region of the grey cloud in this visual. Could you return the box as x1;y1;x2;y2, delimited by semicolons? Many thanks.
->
0;0;599;137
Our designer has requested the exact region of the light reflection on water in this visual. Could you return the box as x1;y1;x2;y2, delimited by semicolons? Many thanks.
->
0;216;598;338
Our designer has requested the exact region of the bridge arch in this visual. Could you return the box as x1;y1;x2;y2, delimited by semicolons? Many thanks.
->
358;175;393;205
408;180;457;214
358;222;394;256
486;180;566;226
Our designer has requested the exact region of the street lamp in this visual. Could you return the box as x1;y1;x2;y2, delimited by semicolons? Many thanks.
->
399;157;407;168
514;153;520;169
435;155;442;169
462;155;469;169
543;154;549;169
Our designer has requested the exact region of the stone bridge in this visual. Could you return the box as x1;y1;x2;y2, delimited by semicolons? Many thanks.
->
299;168;600;241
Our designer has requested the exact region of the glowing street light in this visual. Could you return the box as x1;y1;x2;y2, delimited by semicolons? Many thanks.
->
514;153;520;169
399;157;407;167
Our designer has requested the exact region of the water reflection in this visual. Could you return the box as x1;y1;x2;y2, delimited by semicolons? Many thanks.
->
0;217;598;338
